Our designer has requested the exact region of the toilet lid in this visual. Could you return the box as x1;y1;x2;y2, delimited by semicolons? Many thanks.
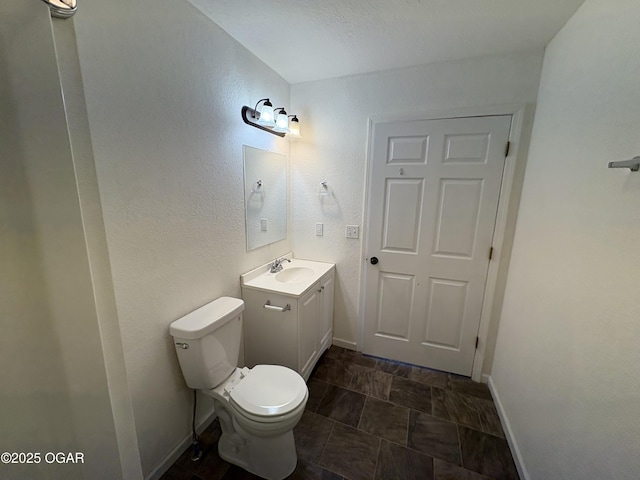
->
229;365;307;417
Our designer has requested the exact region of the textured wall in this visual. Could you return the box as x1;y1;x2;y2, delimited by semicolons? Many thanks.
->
1;2;124;479
72;0;291;475
0;4;78;479
290;51;543;356
52;17;142;479
491;0;640;478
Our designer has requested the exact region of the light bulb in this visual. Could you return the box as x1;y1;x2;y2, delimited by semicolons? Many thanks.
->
273;109;289;133
256;100;275;127
288;116;301;138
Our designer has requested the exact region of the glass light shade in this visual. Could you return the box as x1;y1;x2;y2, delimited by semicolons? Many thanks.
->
272;111;289;133
257;103;275;127
288;117;302;138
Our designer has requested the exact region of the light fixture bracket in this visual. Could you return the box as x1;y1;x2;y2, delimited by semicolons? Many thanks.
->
241;106;286;137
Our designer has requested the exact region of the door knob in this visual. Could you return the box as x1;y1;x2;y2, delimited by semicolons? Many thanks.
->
370;256;379;265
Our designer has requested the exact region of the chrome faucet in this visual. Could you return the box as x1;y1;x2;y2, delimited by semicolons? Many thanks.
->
270;257;291;273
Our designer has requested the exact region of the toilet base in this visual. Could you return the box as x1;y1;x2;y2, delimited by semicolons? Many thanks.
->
214;400;298;480
218;429;297;480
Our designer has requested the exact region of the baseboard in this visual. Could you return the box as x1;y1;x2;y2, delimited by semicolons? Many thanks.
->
481;373;491;384
487;376;530;480
146;407;217;480
332;337;357;351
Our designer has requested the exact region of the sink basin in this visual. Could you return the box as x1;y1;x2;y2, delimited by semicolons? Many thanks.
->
241;256;335;296
275;267;315;283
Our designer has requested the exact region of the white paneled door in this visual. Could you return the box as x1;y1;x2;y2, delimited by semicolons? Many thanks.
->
363;115;511;376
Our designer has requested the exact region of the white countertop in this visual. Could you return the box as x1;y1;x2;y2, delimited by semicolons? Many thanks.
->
241;254;335;297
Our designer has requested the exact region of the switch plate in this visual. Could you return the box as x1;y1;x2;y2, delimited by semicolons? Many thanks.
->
315;222;323;236
345;225;359;239
260;218;268;231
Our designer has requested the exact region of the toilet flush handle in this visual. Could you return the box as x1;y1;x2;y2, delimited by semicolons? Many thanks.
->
175;342;189;349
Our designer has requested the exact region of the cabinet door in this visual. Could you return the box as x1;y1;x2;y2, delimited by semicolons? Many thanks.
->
319;271;335;353
299;284;320;380
242;289;298;370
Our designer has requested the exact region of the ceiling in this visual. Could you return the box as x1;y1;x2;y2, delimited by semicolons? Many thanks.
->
189;0;586;84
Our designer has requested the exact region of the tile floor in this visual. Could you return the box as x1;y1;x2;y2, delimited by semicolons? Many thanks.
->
161;346;519;480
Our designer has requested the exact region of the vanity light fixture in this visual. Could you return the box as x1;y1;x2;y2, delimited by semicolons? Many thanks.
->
256;99;275;127
287;115;302;138
272;108;289;133
241;99;301;138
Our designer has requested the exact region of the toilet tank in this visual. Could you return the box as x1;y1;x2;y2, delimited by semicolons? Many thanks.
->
170;297;244;390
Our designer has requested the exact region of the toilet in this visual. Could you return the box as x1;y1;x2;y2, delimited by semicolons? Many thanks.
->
170;296;308;480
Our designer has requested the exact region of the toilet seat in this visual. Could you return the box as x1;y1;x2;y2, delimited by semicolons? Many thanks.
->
228;365;307;421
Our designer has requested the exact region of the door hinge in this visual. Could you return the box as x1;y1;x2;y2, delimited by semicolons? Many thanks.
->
475;336;479;349
489;247;494;260
505;141;511;157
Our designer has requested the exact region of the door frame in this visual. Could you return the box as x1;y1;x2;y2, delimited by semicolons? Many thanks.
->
359;104;532;382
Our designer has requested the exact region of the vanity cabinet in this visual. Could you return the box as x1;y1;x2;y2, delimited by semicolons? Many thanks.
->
242;268;335;381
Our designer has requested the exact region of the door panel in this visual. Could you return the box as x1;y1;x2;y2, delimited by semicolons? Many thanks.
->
424;278;468;349
376;272;415;340
363;115;511;375
382;179;424;252
443;133;490;164
433;179;483;258
387;136;429;164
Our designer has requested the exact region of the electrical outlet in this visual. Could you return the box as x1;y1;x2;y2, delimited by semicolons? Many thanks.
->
345;225;359;239
315;222;323;236
260;218;268;231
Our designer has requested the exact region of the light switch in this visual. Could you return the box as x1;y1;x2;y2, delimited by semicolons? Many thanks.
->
261;218;268;231
315;222;323;236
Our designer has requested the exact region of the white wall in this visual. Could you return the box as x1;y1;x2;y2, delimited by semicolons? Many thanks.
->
491;1;640;479
0;6;78;479
290;51;544;359
1;2;128;479
52;17;143;479
71;0;292;475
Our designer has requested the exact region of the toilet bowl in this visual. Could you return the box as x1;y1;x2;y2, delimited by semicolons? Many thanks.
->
170;297;308;480
206;365;307;478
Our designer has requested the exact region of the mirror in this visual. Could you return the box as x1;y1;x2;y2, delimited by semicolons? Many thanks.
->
243;146;287;251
